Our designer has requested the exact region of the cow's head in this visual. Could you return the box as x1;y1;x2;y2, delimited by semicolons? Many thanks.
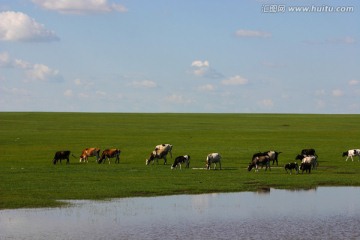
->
146;152;156;165
247;163;254;171
342;152;348;157
295;154;303;160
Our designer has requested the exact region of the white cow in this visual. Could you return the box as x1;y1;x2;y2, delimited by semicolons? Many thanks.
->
206;153;222;170
301;155;317;169
343;149;360;162
146;144;173;165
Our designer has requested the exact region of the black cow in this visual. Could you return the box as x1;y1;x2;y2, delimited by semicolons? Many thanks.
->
300;162;312;174
284;162;299;174
171;155;190;169
301;148;317;157
52;151;70;165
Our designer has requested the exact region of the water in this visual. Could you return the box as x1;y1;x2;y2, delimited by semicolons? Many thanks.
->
1;187;360;240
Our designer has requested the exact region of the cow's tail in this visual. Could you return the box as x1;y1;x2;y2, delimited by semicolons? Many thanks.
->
71;154;78;158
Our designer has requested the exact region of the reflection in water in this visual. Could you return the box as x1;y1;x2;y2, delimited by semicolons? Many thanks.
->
1;187;360;240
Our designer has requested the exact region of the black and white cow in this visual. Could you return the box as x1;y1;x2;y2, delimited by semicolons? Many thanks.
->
296;155;317;169
300;148;318;157
52;150;71;165
146;144;173;165
342;149;360;162
206;153;222;170
300;162;312;174
248;155;270;172
284;162;299;174
252;151;281;165
171;155;190;169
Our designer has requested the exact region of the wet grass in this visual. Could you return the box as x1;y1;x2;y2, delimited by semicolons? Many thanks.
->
1;112;360;209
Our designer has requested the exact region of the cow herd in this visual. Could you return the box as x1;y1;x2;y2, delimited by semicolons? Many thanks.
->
52;145;360;174
52;148;121;165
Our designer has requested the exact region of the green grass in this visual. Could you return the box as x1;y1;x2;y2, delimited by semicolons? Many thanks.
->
1;112;360;209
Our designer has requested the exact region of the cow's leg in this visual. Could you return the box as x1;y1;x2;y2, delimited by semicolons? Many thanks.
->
66;157;69;164
219;161;222;170
163;156;167;165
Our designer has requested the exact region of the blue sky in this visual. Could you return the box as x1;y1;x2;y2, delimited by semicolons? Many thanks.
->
0;0;359;113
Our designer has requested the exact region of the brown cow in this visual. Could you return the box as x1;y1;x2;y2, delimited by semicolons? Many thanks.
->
98;149;121;164
79;148;100;163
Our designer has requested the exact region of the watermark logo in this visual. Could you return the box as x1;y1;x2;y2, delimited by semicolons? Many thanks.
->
262;5;354;13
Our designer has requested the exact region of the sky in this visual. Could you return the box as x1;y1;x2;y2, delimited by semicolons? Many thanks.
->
0;0;359;113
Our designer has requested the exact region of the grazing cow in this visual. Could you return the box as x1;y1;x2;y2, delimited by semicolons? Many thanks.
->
248;155;270;172
267;151;281;166
52;151;71;165
284;162;299;174
300;148;318;157
342;149;360;162
171;155;190;169
252;151;281;165
296;155;317;169
300;162;312;174
98;149;121;164
146;144;173;165
79;148;100;163
206;153;222;170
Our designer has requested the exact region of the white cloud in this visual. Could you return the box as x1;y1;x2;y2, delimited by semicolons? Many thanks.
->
1;86;30;96
191;60;223;79
0;52;11;67
64;89;73;97
198;84;215;92
74;78;94;88
235;29;271;38
26;64;59;81
0;11;59;42
78;92;89;98
0;52;61;82
165;94;193;104
332;89;344;97
349;79;359;85
191;60;209;68
32;0;128;14
259;99;274;108
315;89;326;96
130;80;157;88
14;59;31;69
96;90;106;97
326;36;356;45
221;75;248;86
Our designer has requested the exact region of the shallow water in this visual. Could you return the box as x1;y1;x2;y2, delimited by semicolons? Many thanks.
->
1;187;360;240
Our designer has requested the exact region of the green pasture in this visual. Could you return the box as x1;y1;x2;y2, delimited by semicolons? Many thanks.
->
1;112;360;209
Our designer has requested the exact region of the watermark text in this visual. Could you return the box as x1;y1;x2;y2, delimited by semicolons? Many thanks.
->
262;5;354;13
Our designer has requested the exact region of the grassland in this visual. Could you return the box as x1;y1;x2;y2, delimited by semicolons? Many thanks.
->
1;112;360;209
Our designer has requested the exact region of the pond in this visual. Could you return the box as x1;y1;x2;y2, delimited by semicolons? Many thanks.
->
1;187;360;239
